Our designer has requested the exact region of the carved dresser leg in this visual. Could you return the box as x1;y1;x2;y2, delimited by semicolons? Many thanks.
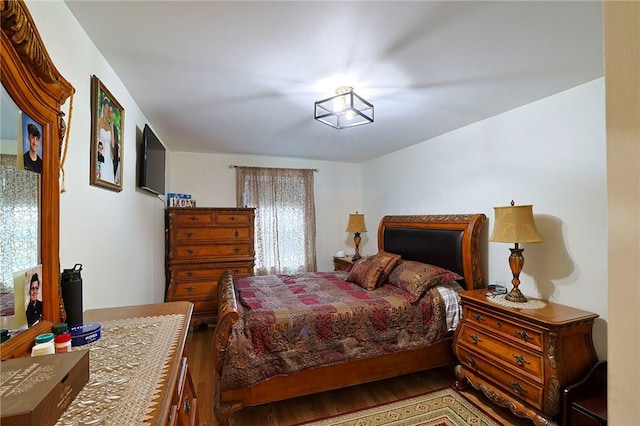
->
454;365;468;390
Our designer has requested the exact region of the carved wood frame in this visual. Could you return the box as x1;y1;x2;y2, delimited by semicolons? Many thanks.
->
1;0;74;359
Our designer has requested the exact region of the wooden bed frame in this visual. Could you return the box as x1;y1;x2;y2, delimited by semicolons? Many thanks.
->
212;213;486;425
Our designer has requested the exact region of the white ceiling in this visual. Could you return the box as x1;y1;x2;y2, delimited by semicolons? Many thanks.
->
63;1;603;163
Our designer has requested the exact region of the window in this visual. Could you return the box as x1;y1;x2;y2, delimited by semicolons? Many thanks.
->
236;167;316;275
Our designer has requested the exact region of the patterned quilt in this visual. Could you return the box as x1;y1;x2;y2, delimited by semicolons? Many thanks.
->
220;271;451;390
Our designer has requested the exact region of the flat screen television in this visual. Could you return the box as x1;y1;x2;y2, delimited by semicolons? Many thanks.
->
139;124;166;195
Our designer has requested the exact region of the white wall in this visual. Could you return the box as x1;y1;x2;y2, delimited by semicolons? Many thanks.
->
362;79;608;360
29;1;167;309
168;153;362;272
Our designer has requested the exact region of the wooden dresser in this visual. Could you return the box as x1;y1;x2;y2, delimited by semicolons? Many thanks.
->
454;289;599;426
81;302;196;425
166;207;255;326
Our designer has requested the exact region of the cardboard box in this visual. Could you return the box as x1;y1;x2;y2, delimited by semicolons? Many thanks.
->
1;350;89;426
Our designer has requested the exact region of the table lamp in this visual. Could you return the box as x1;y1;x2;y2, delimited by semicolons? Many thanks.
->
489;201;543;302
346;212;367;261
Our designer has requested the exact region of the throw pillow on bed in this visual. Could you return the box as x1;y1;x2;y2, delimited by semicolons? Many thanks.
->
387;260;463;302
346;251;401;291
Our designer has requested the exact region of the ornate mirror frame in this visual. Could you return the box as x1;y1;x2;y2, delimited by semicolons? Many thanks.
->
1;0;74;359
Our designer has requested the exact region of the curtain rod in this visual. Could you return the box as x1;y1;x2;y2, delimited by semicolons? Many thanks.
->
229;164;319;172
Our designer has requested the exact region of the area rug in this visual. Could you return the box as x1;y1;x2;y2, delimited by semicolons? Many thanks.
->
299;387;504;426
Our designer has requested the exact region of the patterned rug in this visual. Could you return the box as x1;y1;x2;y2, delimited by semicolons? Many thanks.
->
299;387;504;426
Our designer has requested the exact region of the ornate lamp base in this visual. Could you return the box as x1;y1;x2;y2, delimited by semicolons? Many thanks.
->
505;244;527;303
504;286;528;303
352;232;362;261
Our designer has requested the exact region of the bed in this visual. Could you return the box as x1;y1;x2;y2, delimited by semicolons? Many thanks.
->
212;213;486;425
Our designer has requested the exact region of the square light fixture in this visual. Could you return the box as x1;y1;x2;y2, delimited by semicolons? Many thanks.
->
314;86;374;129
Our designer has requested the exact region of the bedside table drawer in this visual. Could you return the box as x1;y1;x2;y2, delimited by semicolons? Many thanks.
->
457;346;544;410
458;323;544;381
465;306;544;351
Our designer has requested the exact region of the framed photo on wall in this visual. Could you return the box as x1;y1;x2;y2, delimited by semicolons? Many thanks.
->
90;75;124;191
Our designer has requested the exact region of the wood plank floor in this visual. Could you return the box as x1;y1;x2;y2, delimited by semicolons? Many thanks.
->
185;326;531;425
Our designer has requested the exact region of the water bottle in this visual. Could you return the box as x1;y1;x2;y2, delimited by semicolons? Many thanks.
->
61;264;83;327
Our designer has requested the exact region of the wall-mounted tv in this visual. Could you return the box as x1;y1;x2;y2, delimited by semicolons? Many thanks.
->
139;124;166;195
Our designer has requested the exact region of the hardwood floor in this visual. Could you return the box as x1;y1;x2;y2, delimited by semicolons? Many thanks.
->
185;326;531;425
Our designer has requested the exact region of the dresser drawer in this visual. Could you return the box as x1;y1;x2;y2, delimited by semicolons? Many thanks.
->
171;280;216;299
191;299;217;315
457;346;544;410
169;243;254;261
170;226;252;244
214;213;252;225
170;210;217;226
465;306;544;351
170;263;253;281
175;357;197;426
169;210;253;227
458;322;544;381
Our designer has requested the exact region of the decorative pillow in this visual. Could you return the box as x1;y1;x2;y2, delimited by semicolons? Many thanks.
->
346;251;400;291
387;260;463;302
376;251;401;287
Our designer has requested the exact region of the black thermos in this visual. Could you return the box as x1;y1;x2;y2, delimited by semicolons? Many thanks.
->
61;264;83;327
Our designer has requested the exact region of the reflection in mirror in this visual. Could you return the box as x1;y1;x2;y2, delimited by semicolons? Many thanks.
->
0;85;40;332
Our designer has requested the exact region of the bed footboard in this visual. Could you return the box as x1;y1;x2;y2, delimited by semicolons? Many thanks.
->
213;270;243;425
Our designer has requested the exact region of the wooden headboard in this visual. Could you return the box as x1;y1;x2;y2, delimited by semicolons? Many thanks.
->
378;214;486;290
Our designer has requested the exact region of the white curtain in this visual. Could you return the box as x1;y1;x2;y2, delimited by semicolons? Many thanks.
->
236;167;316;275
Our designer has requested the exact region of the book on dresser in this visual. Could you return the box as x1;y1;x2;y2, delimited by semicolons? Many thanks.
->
165;207;255;326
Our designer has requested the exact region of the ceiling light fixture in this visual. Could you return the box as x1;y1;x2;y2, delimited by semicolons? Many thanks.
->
314;86;374;130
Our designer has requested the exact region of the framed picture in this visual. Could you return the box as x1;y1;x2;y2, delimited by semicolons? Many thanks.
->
19;112;43;174
23;265;43;327
90;75;124;191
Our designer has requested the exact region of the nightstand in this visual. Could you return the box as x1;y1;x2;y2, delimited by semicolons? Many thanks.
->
333;256;354;271
454;289;599;426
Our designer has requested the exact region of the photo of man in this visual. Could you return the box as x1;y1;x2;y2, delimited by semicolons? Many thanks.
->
24;268;43;327
22;116;43;173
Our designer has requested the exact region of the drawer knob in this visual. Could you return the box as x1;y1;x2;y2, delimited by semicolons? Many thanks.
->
470;335;482;345
509;381;527;394
516;330;533;342
466;355;476;369
473;313;485;322
234;247;241;254
229;216;237;221
188;216;198;221
186;286;194;292
496;320;502;328
234;229;239;238
185;271;194;277
186;249;194;255
185;231;193;238
513;354;531;367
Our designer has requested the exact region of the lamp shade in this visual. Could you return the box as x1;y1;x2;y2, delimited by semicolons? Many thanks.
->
346;213;367;233
489;202;543;243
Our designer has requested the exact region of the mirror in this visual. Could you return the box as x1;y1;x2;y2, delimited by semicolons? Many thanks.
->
1;85;40;331
1;0;74;359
